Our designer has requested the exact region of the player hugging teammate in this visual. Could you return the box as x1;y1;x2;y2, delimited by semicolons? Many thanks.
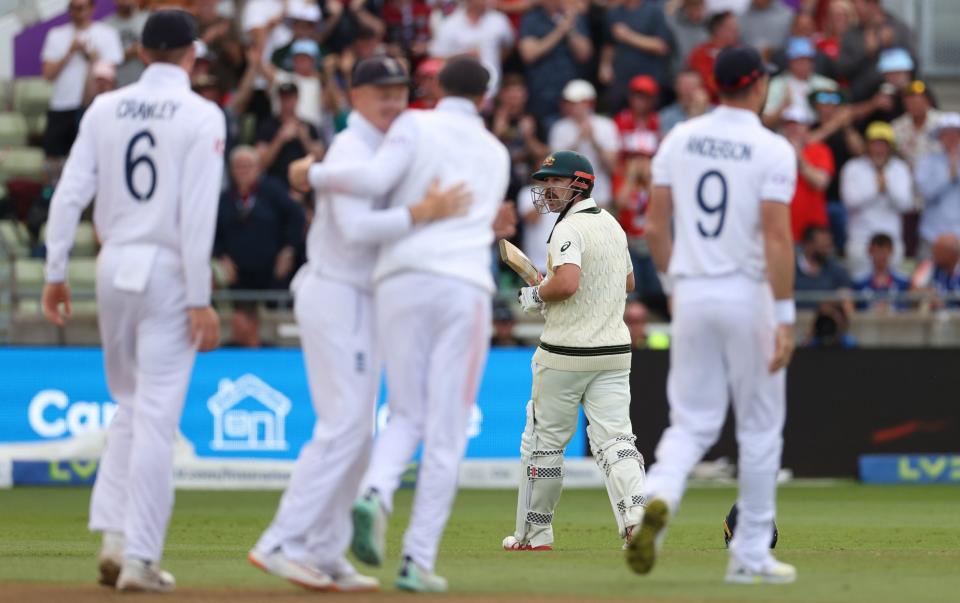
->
502;151;647;552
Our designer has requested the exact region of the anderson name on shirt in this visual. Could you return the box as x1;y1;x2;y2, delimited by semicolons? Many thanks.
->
685;136;752;161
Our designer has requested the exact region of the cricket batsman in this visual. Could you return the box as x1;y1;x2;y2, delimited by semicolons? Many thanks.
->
502;151;647;552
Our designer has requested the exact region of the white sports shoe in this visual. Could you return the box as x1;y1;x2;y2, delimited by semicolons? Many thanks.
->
395;556;448;593
502;535;552;551
248;548;333;591
116;558;176;593
725;558;797;585
97;531;124;587
320;557;380;592
332;571;380;592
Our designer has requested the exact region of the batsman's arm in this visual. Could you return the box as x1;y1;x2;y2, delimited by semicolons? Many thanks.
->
538;221;583;301
44;101;100;284
308;112;418;198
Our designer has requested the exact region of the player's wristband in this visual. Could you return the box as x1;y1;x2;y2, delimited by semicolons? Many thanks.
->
657;272;673;296
774;300;796;325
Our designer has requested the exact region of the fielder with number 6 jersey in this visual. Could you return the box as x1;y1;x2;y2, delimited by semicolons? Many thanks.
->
502;150;647;552
41;10;225;593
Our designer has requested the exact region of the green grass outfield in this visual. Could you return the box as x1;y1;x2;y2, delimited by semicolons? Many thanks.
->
1;484;958;602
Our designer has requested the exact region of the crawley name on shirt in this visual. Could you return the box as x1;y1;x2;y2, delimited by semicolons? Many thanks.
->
116;100;181;121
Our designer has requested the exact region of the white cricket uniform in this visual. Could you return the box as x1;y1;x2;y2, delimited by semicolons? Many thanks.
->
309;97;510;571
647;106;797;571
254;111;415;574
512;197;646;548
44;64;225;562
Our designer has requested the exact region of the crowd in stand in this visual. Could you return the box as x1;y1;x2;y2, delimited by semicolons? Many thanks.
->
15;0;960;346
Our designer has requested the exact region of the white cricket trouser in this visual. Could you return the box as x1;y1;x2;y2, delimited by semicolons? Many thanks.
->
361;272;491;572
517;364;637;546
255;274;378;571
88;246;196;561
645;274;785;571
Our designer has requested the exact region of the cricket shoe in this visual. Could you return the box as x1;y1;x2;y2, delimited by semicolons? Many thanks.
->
502;535;552;551
247;548;333;590
725;558;797;585
621;524;637;551
625;498;669;575
97;531;124;587
351;489;388;567
115;558;176;593
395;555;448;593
322;557;380;592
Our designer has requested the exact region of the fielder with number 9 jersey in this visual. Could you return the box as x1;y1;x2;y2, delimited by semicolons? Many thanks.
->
626;46;799;585
41;10;225;593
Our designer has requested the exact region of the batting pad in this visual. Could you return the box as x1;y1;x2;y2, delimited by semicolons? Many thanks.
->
588;427;647;538
514;448;564;547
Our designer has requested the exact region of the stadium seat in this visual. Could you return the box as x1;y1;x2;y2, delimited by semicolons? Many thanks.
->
211;257;230;288
39;221;98;256
12;77;53;118
23;113;47;140
0;111;28;147
68;257;97;289
13;257;44;290
0;79;11;111
0;219;31;257
0;147;45;183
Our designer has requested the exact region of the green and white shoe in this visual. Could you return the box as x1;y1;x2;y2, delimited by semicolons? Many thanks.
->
725;558;797;585
395;556;448;593
625;498;669;575
351;489;387;567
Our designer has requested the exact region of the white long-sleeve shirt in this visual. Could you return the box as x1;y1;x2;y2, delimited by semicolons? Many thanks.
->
306;111;414;291
44;64;226;307
840;156;913;245
309;97;510;292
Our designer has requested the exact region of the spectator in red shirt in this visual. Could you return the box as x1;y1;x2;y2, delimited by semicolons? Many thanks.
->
409;57;443;109
781;106;835;242
614;75;660;158
613;133;663;304
817;0;856;65
382;0;433;62
687;11;739;101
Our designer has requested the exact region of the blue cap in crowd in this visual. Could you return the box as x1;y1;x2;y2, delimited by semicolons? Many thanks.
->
786;37;816;61
877;48;914;74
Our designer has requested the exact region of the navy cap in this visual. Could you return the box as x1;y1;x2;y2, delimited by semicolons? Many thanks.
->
142;9;198;51
714;46;772;93
352;56;409;88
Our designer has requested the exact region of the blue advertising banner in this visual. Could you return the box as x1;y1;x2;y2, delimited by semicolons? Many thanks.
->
0;348;586;461
859;454;960;484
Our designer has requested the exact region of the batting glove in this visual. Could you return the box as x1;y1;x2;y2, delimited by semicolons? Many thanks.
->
518;285;543;314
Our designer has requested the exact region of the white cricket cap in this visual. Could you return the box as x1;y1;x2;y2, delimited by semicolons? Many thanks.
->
932;112;960;138
562;79;596;103
782;105;814;125
287;1;322;22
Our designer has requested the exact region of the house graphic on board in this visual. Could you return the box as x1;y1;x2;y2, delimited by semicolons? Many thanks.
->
208;374;291;451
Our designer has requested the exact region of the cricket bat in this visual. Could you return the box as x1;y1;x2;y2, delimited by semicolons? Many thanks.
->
498;239;542;286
